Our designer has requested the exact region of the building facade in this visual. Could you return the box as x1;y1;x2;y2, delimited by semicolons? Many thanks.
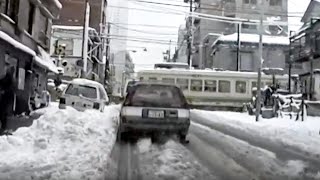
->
0;0;61;116
50;26;103;83
107;0;129;97
189;0;289;69
289;0;320;100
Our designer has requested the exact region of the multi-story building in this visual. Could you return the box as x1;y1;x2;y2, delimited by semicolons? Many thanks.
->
289;0;320;100
51;0;108;86
107;0;129;98
50;25;103;82
175;24;188;63
0;0;61;115
189;0;289;69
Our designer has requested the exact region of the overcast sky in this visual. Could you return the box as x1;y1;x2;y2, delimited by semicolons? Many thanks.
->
127;0;310;71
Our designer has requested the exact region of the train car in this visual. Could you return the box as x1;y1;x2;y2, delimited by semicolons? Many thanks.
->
136;69;290;111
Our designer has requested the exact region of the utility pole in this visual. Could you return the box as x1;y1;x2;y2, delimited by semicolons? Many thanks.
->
168;40;172;61
81;0;90;78
236;23;241;71
104;22;111;88
256;0;264;122
187;0;193;67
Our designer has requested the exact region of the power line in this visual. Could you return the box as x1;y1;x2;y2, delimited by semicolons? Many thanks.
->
129;0;304;18
108;5;184;15
110;23;179;35
108;22;180;29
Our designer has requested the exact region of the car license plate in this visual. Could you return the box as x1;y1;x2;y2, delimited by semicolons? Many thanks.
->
148;110;165;118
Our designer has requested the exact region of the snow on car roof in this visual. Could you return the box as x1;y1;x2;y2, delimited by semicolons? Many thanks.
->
71;78;103;88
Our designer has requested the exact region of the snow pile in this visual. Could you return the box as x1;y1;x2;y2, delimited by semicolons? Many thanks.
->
0;103;120;180
138;139;217;180
192;110;320;162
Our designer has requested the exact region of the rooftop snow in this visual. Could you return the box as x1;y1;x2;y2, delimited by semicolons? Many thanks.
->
214;33;290;46
0;31;58;73
52;25;95;31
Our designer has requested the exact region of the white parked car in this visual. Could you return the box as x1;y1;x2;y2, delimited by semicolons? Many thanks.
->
59;78;109;112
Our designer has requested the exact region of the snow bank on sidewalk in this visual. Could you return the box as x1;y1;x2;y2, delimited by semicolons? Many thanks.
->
0;103;120;180
192;110;320;162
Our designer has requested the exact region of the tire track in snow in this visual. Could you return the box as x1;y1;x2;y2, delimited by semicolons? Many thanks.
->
190;122;319;180
191;112;320;171
184;133;257;180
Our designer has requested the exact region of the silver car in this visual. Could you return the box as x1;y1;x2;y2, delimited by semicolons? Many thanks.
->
59;78;109;112
118;83;190;143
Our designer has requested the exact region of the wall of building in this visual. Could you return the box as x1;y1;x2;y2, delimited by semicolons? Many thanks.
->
212;43;288;72
191;0;289;68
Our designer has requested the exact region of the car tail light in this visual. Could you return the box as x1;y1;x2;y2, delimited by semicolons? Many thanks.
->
93;102;100;109
60;98;66;104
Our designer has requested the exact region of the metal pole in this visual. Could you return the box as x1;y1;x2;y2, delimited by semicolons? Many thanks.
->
81;0;90;77
236;23;241;71
168;40;171;61
255;0;264;122
187;0;193;68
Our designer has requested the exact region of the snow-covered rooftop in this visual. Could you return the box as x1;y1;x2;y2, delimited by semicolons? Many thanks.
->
0;31;58;73
213;33;290;46
52;25;95;31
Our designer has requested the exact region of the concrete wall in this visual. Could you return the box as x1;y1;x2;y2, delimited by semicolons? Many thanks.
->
212;43;288;72
191;0;288;68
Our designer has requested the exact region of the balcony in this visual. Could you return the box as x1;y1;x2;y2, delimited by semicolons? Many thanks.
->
289;19;320;63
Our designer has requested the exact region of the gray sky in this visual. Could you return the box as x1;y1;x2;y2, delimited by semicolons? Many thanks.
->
127;0;310;71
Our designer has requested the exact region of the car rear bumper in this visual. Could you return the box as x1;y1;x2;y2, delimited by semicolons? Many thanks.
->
119;118;190;134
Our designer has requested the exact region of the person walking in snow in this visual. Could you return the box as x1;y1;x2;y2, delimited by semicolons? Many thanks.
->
0;66;16;135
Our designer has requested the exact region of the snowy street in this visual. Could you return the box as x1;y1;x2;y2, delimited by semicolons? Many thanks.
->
1;104;320;179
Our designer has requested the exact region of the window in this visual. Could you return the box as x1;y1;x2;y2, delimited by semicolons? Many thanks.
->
0;0;6;14
3;0;19;22
218;80;230;93
126;85;187;108
65;84;97;99
243;0;249;4
191;79;202;92
55;39;73;56
162;78;175;84
177;78;188;91
236;81;247;93
251;81;257;89
148;77;157;82
204;80;217;92
27;2;35;34
99;87;107;100
242;24;257;30
269;0;282;6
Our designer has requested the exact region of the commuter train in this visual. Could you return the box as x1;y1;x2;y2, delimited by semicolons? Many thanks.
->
135;69;291;111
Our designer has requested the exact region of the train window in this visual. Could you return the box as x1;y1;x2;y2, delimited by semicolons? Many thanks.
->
191;79;203;92
177;78;189;90
162;78;175;84
139;77;144;81
236;81;246;93
149;77;157;82
218;80;231;93
251;81;257;88
204;80;217;92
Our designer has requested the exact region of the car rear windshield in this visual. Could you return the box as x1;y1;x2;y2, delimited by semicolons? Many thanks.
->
125;85;187;108
65;84;97;99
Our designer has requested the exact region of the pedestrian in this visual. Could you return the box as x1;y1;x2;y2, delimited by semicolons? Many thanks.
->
0;65;15;135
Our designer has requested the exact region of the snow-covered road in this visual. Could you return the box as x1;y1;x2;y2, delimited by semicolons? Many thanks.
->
108;110;320;180
1;104;320;180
